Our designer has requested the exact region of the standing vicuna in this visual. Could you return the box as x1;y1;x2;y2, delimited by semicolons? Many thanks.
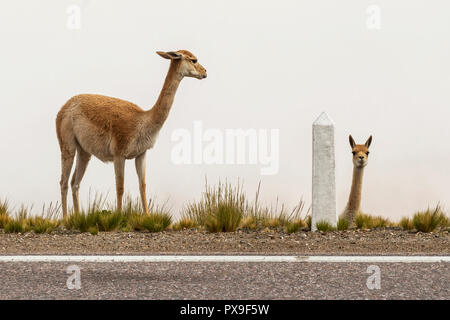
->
343;135;372;226
56;50;207;217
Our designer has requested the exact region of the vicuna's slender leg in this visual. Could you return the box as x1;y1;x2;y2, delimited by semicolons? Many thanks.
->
60;151;75;217
70;147;91;213
135;152;148;214
114;156;126;211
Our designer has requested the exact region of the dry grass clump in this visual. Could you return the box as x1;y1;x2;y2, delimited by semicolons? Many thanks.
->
27;217;60;234
63;210;126;233
337;217;349;230
205;202;243;232
245;183;309;231
129;212;172;232
183;180;246;232
305;216;312;230
64;194;172;234
315;220;336;232
285;220;306;234
182;180;309;233
399;217;414;230
171;217;197;231
0;198;9;215
354;212;393;229
0;198;11;229
407;205;448;232
0;193;172;235
1;203;60;234
1;189;448;235
240;216;258;230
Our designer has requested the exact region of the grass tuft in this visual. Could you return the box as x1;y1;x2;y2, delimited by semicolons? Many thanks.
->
4;220;25;233
246;183;309;230
1;189;448;235
27;217;59;234
285;220;304;234
205;202;243;232
411;205;448;232
172;217;196;231
0;200;58;234
0;214;10;229
130;213;172;232
0;198;10;215
183;179;246;232
0;198;11;229
88;226;98;235
97;210;126;231
337;217;349;230
240;216;257;230
315;220;336;232
142;213;172;232
62;193;172;233
399;217;414;230
305;215;312;231
64;211;100;233
183;180;309;232
354;212;392;229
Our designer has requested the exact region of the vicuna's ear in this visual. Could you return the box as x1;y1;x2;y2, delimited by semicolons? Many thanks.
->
156;51;182;60
349;135;356;149
365;135;373;148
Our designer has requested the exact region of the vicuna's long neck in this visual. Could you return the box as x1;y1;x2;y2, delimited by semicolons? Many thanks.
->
346;166;365;213
147;62;182;128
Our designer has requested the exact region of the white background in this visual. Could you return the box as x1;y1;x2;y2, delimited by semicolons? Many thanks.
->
0;0;449;220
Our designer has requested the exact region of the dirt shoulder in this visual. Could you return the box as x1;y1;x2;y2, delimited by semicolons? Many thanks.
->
0;228;449;255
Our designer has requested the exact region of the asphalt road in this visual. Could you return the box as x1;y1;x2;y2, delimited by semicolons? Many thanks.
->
0;260;448;299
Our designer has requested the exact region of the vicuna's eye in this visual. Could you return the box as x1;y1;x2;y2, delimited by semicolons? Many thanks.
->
352;152;356;155
366;152;370;156
191;59;197;64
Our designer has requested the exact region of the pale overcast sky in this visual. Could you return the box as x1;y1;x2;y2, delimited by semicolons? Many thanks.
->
0;0;449;220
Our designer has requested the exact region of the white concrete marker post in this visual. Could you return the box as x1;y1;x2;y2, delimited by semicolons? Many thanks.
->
312;112;337;231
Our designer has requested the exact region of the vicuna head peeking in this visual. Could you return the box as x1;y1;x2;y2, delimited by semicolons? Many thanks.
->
349;135;372;168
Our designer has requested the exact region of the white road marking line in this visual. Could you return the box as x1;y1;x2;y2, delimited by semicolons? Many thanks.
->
0;255;448;263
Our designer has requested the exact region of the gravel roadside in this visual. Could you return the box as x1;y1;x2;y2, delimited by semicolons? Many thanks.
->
0;228;448;255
